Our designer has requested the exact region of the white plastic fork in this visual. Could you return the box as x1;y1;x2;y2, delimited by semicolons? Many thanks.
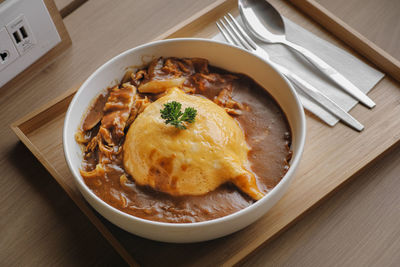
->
216;13;364;132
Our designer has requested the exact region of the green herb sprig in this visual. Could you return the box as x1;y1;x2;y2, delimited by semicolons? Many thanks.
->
160;101;197;129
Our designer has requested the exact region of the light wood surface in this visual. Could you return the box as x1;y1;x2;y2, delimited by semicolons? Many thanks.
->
54;0;72;11
2;0;400;266
54;0;87;18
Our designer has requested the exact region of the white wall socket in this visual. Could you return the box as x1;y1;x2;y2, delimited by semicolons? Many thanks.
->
0;26;19;72
0;0;61;88
6;14;36;55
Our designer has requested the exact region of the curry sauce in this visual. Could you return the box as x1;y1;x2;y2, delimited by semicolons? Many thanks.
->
76;57;291;223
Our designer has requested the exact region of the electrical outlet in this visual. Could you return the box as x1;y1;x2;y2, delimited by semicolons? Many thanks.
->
0;27;19;72
6;14;36;55
0;0;61;88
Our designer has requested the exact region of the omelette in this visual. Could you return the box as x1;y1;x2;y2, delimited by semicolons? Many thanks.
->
123;87;264;200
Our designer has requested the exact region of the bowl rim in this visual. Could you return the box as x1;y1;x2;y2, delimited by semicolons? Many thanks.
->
63;37;306;229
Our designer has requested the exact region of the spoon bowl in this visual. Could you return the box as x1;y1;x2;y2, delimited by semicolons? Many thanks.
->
238;0;286;42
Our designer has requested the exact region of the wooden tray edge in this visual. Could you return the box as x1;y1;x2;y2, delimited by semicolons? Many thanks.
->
288;0;400;82
10;86;76;133
10;90;140;267
152;0;235;41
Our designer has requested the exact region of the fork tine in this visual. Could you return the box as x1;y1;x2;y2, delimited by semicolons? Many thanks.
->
222;15;253;51
226;13;258;50
217;20;243;48
216;21;238;46
223;21;242;47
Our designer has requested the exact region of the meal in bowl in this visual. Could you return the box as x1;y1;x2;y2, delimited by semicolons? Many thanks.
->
75;57;292;223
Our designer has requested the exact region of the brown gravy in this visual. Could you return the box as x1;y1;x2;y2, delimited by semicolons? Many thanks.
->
77;58;291;223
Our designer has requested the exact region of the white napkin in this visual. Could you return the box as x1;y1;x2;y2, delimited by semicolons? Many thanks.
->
212;16;385;126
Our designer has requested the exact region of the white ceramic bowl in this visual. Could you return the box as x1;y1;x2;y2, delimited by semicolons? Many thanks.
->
63;38;306;243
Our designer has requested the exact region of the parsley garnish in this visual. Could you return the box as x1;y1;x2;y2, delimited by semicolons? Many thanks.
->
160;101;197;129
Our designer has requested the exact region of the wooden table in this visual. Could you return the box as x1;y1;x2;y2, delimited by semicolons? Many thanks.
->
1;0;399;265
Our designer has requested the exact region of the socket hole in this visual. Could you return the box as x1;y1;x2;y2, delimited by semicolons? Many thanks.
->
0;51;9;62
20;26;28;39
13;31;21;44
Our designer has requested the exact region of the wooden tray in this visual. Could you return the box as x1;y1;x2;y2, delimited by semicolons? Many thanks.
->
11;0;400;266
